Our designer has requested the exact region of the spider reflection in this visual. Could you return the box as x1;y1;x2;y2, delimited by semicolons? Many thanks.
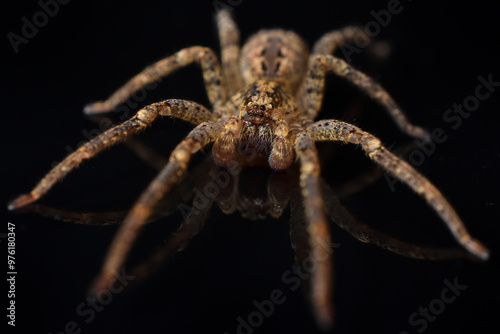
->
25;155;467;305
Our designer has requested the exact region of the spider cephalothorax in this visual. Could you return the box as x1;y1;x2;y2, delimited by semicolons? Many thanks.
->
9;9;489;328
213;79;298;169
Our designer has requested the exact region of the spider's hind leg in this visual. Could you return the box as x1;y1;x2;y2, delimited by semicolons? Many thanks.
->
216;9;244;96
84;46;226;114
311;25;369;56
311;25;391;61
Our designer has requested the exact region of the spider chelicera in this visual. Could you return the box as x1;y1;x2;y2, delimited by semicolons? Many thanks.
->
8;9;489;328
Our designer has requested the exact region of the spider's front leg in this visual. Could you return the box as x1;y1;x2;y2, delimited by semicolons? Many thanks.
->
294;131;334;328
84;46;226;114
299;54;430;141
308;119;489;261
92;120;223;292
8;99;217;210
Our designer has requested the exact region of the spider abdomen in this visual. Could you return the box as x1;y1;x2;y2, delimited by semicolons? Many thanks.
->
240;29;309;92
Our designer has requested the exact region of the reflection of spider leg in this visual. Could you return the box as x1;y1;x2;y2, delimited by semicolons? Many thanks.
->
334;141;419;198
84;46;226;114
294;131;334;328
308;119;489;261
321;181;466;260
27;205;125;226
91;121;223;293
123;138;169;171
25;153;217;226
299;54;430;141
289;183;310;264
8;100;217;211
89;109;204;172
267;172;290;218
214;171;238;215
85;112;170;171
217;9;244;96
131;186;215;282
289;179;317;313
130;158;231;284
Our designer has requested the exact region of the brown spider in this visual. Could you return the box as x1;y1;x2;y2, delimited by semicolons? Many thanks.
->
8;9;489;328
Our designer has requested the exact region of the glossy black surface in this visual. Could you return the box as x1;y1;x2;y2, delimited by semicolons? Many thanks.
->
3;1;499;333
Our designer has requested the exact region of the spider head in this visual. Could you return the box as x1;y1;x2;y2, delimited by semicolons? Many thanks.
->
240;29;309;92
239;81;285;125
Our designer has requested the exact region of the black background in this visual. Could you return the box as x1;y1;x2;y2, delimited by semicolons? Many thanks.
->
2;0;499;334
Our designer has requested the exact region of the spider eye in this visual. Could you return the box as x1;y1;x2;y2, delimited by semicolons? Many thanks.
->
260;105;266;111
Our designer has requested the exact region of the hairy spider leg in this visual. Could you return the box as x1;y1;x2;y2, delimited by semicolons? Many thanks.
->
84;46;227;114
308;119;489;261
8;100;217;210
298;54;430;141
92;121;223;292
294;131;334;328
217;9;244;96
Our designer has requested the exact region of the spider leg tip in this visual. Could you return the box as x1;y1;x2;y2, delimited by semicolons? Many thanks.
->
8;193;35;211
83;105;95;115
465;239;490;261
314;305;335;331
88;274;114;297
316;316;334;332
83;101;107;115
413;126;432;142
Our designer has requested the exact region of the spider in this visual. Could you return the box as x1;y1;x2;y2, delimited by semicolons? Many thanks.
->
8;9;489;328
